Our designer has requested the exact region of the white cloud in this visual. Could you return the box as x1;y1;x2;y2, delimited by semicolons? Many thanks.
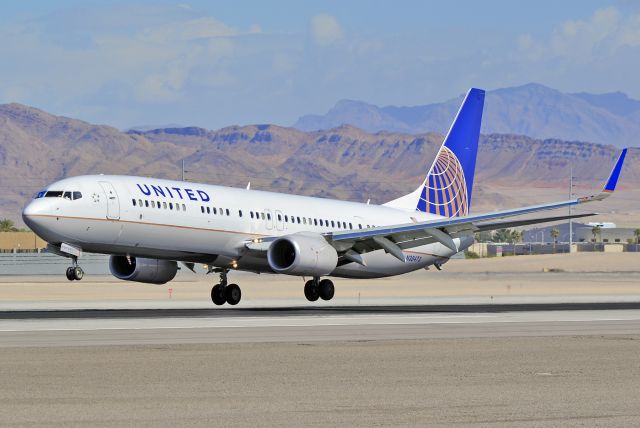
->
518;6;640;62
310;14;343;47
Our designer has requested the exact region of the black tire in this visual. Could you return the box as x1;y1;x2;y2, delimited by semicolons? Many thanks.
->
225;284;241;305
73;267;84;281
319;279;335;301
66;267;75;281
211;284;226;305
304;280;319;302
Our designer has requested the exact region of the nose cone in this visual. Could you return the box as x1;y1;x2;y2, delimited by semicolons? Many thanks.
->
22;200;46;232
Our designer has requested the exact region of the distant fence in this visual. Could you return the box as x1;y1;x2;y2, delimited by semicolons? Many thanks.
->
468;242;639;257
0;252;111;275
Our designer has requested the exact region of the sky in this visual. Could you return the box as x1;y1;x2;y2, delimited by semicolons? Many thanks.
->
1;0;639;130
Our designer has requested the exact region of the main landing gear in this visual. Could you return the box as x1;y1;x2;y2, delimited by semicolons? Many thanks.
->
304;277;335;302
210;269;241;306
65;256;84;281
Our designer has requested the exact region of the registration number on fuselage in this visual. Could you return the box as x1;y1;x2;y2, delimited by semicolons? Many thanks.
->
404;254;422;263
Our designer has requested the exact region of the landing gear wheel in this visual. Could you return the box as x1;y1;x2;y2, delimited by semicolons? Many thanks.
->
225;284;241;305
211;284;226;305
319;279;335;301
304;280;320;302
73;266;84;281
66;267;75;281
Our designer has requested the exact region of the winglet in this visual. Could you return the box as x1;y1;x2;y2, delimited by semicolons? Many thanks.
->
603;148;627;193
580;148;628;203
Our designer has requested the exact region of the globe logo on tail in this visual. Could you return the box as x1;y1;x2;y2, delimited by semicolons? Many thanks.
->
417;146;469;217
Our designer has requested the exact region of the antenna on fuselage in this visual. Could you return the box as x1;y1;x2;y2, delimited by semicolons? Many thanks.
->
246;182;251;190
366;199;370;205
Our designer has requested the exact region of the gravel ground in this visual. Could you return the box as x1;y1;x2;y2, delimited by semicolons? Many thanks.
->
2;336;640;427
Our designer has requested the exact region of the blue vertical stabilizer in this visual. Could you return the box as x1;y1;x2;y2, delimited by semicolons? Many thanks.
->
384;88;485;216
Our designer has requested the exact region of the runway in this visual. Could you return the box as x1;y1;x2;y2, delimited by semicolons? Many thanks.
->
3;254;640;426
3;303;640;347
2;304;640;426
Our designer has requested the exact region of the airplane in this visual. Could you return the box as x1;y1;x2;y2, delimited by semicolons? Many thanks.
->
22;88;628;306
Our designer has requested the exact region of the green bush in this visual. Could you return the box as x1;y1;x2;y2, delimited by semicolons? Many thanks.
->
465;250;480;259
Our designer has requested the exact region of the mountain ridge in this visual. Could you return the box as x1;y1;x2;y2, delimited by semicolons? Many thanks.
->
1;103;638;227
294;83;640;147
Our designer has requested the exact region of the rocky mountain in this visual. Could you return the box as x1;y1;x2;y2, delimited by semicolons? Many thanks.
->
294;83;640;147
1;103;638;227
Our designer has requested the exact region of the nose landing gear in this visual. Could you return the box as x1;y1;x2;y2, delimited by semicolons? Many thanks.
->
65;257;84;281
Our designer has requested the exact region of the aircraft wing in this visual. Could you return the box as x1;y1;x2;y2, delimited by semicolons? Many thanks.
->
324;149;627;260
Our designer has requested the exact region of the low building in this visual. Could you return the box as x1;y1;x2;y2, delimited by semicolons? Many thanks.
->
0;232;47;252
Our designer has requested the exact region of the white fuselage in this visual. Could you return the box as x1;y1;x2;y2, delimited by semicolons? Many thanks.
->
22;175;472;279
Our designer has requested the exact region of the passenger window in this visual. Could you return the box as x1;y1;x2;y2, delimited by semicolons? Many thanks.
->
297;216;301;224
176;204;180;211
337;222;341;229
319;219;324;226
261;212;265;220
239;210;243;217
206;207;210;214
359;224;362;229
314;219;318;226
145;200;149;208
267;213;271;220
349;223;353;229
169;202;173;210
182;204;186;211
277;214;282;221
285;215;289;222
163;202;167;209
138;199;143;207
250;211;254;219
226;209;230;216
219;208;224;215
157;202;161;209
151;201;156;208
72;191;82;200
201;206;205;213
132;199;136;206
213;207;217;215
331;221;335;228
343;222;347;229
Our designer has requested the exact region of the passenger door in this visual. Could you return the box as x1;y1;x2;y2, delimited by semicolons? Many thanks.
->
264;209;273;230
99;181;120;220
275;210;285;231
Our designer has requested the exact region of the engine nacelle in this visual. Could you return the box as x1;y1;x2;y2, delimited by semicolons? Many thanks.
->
109;255;178;284
267;232;338;276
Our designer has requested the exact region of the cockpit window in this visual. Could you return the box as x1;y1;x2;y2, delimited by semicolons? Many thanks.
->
42;190;82;200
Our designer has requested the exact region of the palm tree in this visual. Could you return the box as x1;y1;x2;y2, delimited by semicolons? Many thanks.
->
634;228;640;245
591;225;601;243
550;227;560;253
0;218;17;232
492;229;513;243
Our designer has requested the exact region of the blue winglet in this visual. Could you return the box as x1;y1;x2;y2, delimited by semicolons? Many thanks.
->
603;148;627;192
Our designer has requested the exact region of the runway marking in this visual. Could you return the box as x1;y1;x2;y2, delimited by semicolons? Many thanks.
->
2;312;640;333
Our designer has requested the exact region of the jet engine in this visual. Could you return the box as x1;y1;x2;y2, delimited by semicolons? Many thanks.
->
109;255;178;284
267;232;338;276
